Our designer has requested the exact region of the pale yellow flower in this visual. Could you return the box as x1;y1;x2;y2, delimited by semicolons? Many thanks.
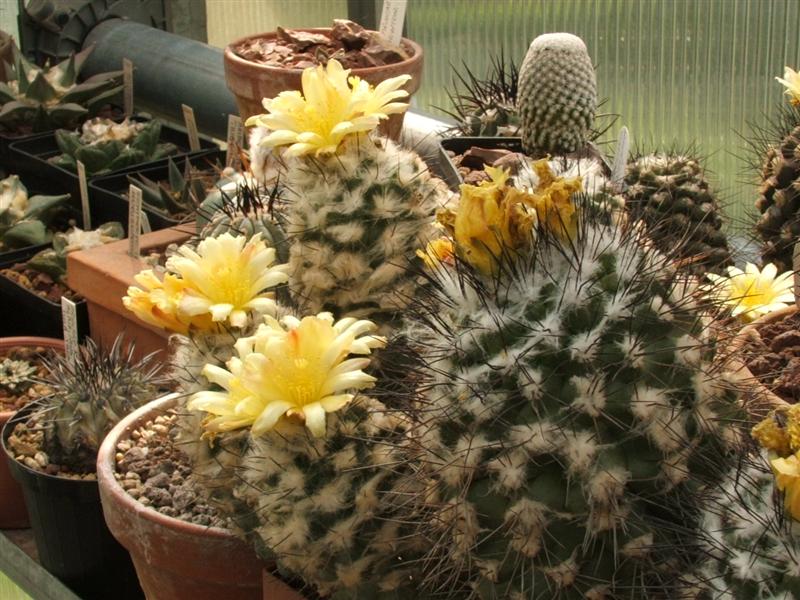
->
705;262;794;323
776;66;800;106
166;233;289;328
245;59;410;157
416;237;455;269
527;159;582;242
188;312;386;437
123;270;212;335
772;452;800;521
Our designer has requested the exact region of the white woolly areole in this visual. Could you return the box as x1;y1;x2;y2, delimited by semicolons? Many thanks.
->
530;32;589;54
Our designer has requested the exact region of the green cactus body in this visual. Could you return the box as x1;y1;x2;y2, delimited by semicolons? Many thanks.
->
128;156;210;219
280;134;448;329
0;175;70;250
695;452;800;599
0;44;122;133
517;33;597;156
0;358;36;395
624;153;732;277
27;221;124;281
399;208;742;598
755;124;800;273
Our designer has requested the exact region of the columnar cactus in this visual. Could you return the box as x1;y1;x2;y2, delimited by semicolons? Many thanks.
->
399;166;743;598
517;33;597;156
624;153;732;276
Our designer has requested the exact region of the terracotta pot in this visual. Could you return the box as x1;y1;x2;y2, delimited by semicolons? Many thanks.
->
0;336;64;528
729;305;796;419
66;225;193;361
97;394;267;600
223;29;423;140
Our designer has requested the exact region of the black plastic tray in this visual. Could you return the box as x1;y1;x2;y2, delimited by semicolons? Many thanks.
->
438;136;524;191
7;119;219;219
89;149;225;232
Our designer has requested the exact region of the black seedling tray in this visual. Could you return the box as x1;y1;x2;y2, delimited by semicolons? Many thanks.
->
89;149;225;233
7;118;219;218
438;136;524;191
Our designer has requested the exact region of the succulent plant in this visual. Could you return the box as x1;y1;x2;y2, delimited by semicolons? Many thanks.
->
51;118;178;176
517;33;597;156
0;174;70;251
397;169;743;598
127;156;218;219
0;358;37;395
624;152;732;276
27;221;124;281
0;44;122;133
33;334;164;473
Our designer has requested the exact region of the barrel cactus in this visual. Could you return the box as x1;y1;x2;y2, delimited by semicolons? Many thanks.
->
399;164;743;598
517;32;597;156
624;152;732;276
246;58;450;331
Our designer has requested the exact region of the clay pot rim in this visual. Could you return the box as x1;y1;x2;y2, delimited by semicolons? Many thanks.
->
97;392;235;540
223;27;423;76
0;336;65;421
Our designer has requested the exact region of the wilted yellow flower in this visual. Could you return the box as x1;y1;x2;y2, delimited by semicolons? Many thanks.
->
416;237;455;269
705;262;794;323
527;159;582;241
753;410;794;457
776;66;800;106
772;452;800;521
246;59;410;157
188;312;386;437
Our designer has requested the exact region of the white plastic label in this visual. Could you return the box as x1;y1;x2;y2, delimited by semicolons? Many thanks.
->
226;114;244;170
379;0;407;46
611;126;630;191
128;184;143;258
182;104;201;152
61;297;79;366
123;58;134;117
77;160;91;230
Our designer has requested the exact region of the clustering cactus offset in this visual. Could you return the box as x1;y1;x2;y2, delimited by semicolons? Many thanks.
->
33;335;164;473
517;33;597;156
27;221;124;281
398;167;743;599
52;118;178;176
0;44;122;133
624;152;732;276
0;174;70;251
691;450;800;600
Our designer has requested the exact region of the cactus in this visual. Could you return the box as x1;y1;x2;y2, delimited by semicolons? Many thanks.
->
693;450;800;599
32;334;164;473
624;152;732;276
0;175;70;251
27;221;124;281
0;44;122;133
397;170;743;598
51;118;178;176
517;33;597;156
0;358;37;395
127;156;212;219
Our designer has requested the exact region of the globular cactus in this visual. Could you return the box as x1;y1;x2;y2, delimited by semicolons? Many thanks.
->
33;335;164;473
517;33;597;156
27;221;124;281
398;167;743;599
0;174;70;251
692;450;800;599
0;358;37;395
624;153;732;276
0;44;122;133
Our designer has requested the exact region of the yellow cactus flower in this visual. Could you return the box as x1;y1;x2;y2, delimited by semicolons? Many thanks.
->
123;270;210;335
246;59;410;157
705;262;794;323
772;452;800;521
165;233;289;328
776;66;800;106
416;237;455;269
752;407;795;457
527;159;582;242
188;312;387;437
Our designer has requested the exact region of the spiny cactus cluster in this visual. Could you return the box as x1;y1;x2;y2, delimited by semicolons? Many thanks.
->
517;32;597;156
397;191;743;598
34;335;163;473
0;174;70;251
0;44;121;133
624;153;732;276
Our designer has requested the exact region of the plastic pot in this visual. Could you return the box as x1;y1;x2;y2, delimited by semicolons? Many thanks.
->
97;394;267;600
0;336;64;529
223;28;423;140
2;402;142;599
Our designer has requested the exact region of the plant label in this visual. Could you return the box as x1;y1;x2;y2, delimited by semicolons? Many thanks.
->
128;184;143;258
123;58;134;117
182;104;201;152
76;160;91;230
794;243;800;309
379;0;407;46
226;114;244;170
61;297;79;366
611;126;630;192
